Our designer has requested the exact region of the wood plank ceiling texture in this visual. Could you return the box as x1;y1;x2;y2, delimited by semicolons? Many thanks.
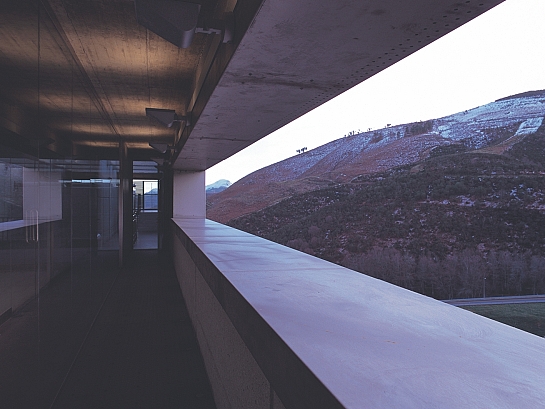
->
0;0;504;166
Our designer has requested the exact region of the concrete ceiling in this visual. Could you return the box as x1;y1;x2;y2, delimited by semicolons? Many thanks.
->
173;0;505;170
0;0;504;164
0;0;244;159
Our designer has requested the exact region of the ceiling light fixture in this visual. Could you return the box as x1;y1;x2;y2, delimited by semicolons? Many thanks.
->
146;108;191;128
148;143;170;154
135;0;233;49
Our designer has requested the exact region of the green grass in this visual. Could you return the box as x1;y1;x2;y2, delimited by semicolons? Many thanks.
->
461;303;545;337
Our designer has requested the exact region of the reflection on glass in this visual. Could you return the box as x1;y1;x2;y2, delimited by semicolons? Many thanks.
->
0;162;23;222
0;1;122;402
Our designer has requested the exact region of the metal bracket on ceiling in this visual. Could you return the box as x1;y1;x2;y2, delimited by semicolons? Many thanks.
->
146;108;191;128
135;0;234;48
195;13;234;44
149;143;170;154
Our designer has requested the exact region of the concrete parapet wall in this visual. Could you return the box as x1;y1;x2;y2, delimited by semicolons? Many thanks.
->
172;218;545;409
172;223;285;409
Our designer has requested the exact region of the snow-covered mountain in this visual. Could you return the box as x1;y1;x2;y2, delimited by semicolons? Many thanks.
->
205;179;231;195
208;90;545;223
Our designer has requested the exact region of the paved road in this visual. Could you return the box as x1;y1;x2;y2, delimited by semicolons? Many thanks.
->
443;294;545;306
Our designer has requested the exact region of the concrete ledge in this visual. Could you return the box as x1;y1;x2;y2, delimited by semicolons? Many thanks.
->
172;218;545;409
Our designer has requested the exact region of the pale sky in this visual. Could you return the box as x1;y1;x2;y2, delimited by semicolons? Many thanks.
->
206;0;545;185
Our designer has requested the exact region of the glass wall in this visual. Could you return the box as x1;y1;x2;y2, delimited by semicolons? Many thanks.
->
0;1;120;406
134;179;159;211
133;179;159;249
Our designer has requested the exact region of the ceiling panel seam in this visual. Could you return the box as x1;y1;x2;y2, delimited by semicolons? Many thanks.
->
41;0;121;140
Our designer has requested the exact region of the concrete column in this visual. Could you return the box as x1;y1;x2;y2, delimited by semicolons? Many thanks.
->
173;171;205;219
158;166;173;252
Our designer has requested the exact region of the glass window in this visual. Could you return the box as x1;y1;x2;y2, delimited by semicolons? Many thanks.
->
133;180;158;211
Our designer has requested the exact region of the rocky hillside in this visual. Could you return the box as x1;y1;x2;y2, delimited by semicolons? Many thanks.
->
207;90;545;223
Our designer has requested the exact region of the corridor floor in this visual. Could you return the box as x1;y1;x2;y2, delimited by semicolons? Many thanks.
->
0;250;216;409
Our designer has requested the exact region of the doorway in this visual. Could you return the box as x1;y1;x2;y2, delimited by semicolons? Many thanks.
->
133;179;158;249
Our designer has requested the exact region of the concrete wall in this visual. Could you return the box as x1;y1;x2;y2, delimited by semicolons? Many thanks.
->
173;227;286;409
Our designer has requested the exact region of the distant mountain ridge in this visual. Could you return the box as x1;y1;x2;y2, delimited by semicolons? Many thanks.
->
205;179;231;195
496;89;545;102
207;90;545;223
